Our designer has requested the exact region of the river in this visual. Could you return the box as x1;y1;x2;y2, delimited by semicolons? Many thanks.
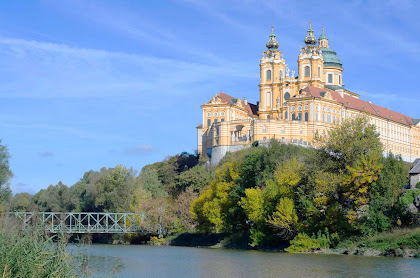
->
69;244;420;277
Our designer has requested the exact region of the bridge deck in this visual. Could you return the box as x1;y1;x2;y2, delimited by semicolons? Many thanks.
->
7;212;145;233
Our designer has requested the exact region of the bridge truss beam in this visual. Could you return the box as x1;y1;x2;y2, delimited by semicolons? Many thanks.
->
8;212;145;234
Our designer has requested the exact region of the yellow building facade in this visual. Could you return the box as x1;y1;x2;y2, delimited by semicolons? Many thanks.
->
197;23;420;165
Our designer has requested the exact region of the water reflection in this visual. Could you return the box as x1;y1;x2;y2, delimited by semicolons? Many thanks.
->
69;244;420;278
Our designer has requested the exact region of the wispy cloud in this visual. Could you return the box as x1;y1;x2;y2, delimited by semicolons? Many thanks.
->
11;182;36;194
0;121;131;142
0;36;253;99
124;144;159;155
38;151;53;157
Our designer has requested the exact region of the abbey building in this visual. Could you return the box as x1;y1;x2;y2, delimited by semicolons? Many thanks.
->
196;23;420;165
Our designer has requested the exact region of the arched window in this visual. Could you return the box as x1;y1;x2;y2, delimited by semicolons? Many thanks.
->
221;112;225;116
298;112;302;121
263;125;267;133
280;71;283;80
266;70;272;81
292;107;296;111
285;112;288;119
305;112;309;121
305;66;310;77
207;119;211;126
292;113;296;120
298;106;302;111
284;92;290;100
322;113;325;122
221;118;225;122
214;119;218;123
207;112;211;116
214;112;218;116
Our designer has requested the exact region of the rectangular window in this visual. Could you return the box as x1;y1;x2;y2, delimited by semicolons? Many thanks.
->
327;115;331;124
328;74;333;83
266;92;271;107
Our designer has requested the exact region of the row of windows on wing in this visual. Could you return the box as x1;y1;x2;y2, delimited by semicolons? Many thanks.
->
207;118;225;126
207;112;225;117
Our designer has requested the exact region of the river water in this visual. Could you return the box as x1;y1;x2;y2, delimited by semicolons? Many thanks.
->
69;244;420;278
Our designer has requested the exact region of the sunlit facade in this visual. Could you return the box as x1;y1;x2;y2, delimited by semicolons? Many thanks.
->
197;23;420;165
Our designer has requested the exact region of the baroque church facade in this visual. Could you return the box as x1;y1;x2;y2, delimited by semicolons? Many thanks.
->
196;23;420;165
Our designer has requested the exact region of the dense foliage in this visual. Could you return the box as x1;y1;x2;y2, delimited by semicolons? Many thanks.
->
191;116;417;249
2;115;418;251
5;152;205;235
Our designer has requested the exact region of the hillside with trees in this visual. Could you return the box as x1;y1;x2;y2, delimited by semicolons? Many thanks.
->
1;116;419;255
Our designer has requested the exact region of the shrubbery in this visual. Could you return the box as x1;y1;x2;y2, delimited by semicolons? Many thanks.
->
191;116;415;250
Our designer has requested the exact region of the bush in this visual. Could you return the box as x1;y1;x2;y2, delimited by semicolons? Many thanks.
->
400;189;420;206
285;233;320;253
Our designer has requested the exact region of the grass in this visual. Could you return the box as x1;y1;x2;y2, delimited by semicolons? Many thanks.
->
0;218;81;278
337;227;420;256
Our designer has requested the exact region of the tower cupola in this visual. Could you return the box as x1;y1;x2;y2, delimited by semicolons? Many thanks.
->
318;26;329;48
304;21;317;46
266;25;280;50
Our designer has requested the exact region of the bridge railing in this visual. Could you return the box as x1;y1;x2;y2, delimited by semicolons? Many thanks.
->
6;212;145;234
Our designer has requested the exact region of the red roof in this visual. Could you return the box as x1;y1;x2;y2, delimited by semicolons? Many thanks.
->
301;86;415;126
206;92;258;116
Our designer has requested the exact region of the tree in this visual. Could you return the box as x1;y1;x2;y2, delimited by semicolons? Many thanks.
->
138;167;167;199
9;193;35;212
93;165;138;212
314;115;382;169
0;139;13;210
33;182;76;212
176;166;211;194
267;198;299;240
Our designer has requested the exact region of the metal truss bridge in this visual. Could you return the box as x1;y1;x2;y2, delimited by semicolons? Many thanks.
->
7;212;145;234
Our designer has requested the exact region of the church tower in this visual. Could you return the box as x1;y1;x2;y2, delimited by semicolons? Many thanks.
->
259;26;287;120
297;21;324;89
318;27;343;87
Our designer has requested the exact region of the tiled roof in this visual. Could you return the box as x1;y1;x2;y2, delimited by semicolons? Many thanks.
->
410;159;420;174
301;86;416;126
206;92;259;116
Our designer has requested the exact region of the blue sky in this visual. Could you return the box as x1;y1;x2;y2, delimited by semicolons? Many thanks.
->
0;0;419;194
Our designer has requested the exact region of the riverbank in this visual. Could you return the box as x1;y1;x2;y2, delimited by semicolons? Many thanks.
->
166;227;420;258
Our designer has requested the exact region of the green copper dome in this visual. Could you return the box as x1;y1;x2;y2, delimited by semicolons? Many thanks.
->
319;32;328;40
320;47;342;69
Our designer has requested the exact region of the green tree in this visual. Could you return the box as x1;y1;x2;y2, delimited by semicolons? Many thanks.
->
9;193;35;212
0;139;13;210
94;165;138;212
314;115;382;169
138;167;167;199
33;182;76;212
176;165;211;193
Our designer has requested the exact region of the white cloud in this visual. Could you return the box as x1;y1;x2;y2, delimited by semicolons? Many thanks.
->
124;144;159;155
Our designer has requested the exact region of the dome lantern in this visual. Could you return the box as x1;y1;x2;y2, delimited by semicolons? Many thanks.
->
266;25;280;50
304;21;317;46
